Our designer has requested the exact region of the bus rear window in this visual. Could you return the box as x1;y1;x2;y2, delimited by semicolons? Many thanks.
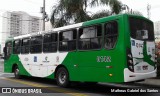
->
129;17;154;41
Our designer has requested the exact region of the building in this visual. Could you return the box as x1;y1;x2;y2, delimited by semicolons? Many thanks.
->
45;21;52;31
0;11;41;53
154;21;160;42
154;21;160;35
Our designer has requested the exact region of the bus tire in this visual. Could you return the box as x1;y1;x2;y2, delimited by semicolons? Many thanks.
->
14;65;21;79
56;67;69;87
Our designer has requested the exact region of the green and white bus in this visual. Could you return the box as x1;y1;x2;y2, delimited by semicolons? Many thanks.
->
3;14;157;87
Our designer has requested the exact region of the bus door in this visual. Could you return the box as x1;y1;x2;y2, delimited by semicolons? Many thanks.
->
76;25;104;81
103;20;121;82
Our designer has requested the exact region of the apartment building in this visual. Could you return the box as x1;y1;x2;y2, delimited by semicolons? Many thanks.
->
0;11;41;53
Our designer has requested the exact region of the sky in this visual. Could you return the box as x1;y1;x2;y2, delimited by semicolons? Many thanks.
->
121;0;160;22
0;0;160;31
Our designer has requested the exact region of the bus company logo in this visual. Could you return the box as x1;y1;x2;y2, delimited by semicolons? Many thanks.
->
34;56;37;62
43;56;50;63
97;56;111;63
24;58;29;61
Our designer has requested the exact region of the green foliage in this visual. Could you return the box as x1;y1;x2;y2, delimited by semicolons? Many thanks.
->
91;10;111;19
50;0;124;27
125;10;143;16
50;0;142;28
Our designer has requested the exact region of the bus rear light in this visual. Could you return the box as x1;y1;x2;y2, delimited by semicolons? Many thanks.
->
128;60;133;64
155;60;157;62
128;54;132;58
127;48;134;72
155;55;157;61
128;64;133;70
155;55;157;69
155;55;157;58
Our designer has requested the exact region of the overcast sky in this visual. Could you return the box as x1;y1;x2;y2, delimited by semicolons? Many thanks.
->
0;0;160;32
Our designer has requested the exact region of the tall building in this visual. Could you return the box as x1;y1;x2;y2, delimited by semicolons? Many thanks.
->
0;11;41;53
154;21;160;42
45;21;52;31
154;21;160;35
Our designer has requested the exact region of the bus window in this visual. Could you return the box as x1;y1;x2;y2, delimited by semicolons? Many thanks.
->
30;35;42;53
104;21;118;49
21;38;30;54
78;25;102;50
129;17;154;41
43;33;57;52
13;40;21;54
59;29;77;51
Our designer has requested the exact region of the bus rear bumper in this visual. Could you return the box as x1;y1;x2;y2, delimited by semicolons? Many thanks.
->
124;68;157;82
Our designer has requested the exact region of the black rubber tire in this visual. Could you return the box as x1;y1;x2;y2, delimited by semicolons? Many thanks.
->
56;67;70;87
14;65;21;79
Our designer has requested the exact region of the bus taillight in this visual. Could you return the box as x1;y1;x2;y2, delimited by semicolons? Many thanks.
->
127;49;134;72
155;54;157;69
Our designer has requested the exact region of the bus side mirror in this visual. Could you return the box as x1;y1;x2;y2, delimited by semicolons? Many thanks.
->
1;57;4;59
3;47;6;59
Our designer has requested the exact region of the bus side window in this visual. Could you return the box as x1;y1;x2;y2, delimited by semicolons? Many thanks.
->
43;33;57;52
59;29;77;51
104;21;118;49
13;40;21;54
78;25;102;50
21;38;30;54
30;35;42;53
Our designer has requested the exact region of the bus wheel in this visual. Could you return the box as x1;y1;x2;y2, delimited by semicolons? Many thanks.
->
14;66;21;79
56;67;69;87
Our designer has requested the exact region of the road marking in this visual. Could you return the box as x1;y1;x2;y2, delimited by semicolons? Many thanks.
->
3;78;88;96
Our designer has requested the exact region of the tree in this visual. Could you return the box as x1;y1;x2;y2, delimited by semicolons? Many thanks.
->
125;10;143;16
91;10;111;19
50;0;123;27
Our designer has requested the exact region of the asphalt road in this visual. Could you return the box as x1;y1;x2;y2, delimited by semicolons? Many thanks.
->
0;59;3;72
0;59;160;96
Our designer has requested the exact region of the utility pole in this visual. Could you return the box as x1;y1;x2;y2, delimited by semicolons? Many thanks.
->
41;0;49;31
147;4;151;19
41;0;46;31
